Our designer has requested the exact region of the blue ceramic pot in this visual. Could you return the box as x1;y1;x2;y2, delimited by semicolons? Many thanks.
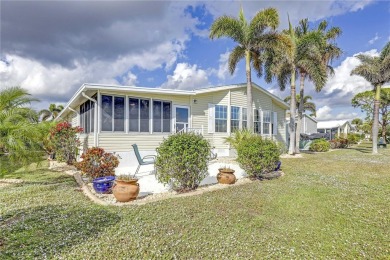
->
275;161;282;171
92;176;115;194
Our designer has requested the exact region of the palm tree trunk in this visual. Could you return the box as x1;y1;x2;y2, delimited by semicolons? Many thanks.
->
372;84;381;154
295;72;305;154
381;120;387;144
288;70;296;155
245;50;253;131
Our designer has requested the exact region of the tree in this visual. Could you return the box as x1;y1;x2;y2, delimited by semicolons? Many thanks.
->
352;88;390;143
263;17;327;154
0;87;48;165
351;42;390;153
210;7;280;130
351;118;363;131
284;94;317;117
39;103;64;121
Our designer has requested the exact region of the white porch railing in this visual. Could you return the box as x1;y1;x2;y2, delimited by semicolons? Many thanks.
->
176;126;204;135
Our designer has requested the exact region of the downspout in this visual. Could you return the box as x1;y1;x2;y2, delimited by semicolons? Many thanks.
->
82;92;98;147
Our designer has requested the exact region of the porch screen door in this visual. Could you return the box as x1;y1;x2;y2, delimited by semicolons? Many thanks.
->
174;106;189;133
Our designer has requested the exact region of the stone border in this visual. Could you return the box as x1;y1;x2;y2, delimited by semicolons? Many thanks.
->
49;161;283;207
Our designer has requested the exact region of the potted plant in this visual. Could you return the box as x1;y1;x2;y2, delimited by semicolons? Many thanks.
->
75;147;120;194
217;166;236;184
113;174;140;202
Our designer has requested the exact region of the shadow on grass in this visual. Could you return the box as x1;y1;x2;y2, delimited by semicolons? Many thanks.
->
0;204;120;259
348;146;372;154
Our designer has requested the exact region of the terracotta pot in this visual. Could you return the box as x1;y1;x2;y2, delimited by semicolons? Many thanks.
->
113;179;140;202
217;168;236;184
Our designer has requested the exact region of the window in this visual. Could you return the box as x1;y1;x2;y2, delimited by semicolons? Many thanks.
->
79;95;96;134
242;108;247;129
129;97;150;133
263;110;271;135
215;105;227;132
231;106;240;132
101;95;125;132
254;109;261;133
153;100;171;133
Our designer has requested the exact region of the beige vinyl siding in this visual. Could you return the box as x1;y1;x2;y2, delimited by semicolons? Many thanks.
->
272;103;287;144
70;112;78;127
191;91;229;149
98;133;170;152
303;116;317;134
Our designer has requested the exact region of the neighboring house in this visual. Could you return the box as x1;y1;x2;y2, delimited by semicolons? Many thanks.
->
286;114;317;135
57;83;288;167
317;120;352;140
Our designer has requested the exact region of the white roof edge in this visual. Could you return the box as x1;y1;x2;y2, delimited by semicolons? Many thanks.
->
56;82;289;120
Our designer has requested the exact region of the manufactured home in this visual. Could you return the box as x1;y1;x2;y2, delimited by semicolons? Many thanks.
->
317;120;352;140
57;83;288;167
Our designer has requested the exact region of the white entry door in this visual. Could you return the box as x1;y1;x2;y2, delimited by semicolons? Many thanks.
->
173;106;190;133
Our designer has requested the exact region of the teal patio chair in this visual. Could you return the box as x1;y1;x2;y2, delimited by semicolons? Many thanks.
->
132;144;156;177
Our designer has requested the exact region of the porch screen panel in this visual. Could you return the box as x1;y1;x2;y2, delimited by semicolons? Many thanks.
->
80;103;85;133
153;101;162;132
101;95;113;131
140;99;150;132
129;98;139;132
163;102;171;133
114;97;125;131
90;101;95;133
85;100;90;133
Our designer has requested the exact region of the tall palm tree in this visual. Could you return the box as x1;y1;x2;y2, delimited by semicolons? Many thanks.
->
263;17;327;154
293;19;341;153
0;87;46;165
284;94;317;117
39;103;64;121
351;42;390;153
209;7;280;130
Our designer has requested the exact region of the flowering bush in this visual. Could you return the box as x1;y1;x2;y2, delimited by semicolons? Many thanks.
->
309;138;331;152
50;122;82;164
75;147;119;179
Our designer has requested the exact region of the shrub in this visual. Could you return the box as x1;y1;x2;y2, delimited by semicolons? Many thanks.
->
155;133;211;192
75;147;119;179
224;128;255;150
309;138;330;152
236;135;280;179
347;133;361;144
329;137;349;149
50;122;82;164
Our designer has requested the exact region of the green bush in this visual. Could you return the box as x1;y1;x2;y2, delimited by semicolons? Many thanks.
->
236;136;280;179
155;133;211;192
50;122;82;164
309;138;330;152
347;133;361;144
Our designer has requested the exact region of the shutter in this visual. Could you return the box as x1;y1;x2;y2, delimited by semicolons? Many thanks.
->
273;111;278;135
208;103;215;133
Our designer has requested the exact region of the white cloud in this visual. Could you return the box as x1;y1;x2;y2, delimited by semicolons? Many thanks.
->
0;40;185;104
317;105;358;121
210;50;238;81
160;63;209;90
368;33;380;45
204;0;374;29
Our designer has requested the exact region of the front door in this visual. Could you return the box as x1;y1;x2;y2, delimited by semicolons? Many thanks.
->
174;106;189;133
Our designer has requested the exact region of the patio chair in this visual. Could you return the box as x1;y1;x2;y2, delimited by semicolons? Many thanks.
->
132;144;156;177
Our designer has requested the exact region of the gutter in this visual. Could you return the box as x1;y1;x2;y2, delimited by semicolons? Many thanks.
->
82;92;98;147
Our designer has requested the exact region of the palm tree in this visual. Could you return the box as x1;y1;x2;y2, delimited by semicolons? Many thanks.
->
209;7;280;130
351;42;390;153
0;87;47;165
263;17;327;154
284;94;317;116
39;103;64;121
293;19;341;153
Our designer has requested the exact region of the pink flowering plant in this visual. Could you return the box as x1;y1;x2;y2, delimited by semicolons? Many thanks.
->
50;122;83;164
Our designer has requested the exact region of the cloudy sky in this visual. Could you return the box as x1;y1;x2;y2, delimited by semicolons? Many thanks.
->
1;0;389;121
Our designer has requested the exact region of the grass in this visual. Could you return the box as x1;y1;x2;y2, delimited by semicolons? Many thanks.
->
0;143;389;259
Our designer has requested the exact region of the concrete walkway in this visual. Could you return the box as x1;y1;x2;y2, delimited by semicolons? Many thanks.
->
115;161;247;197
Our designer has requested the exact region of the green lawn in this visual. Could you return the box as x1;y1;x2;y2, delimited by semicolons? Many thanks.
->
1;143;389;259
